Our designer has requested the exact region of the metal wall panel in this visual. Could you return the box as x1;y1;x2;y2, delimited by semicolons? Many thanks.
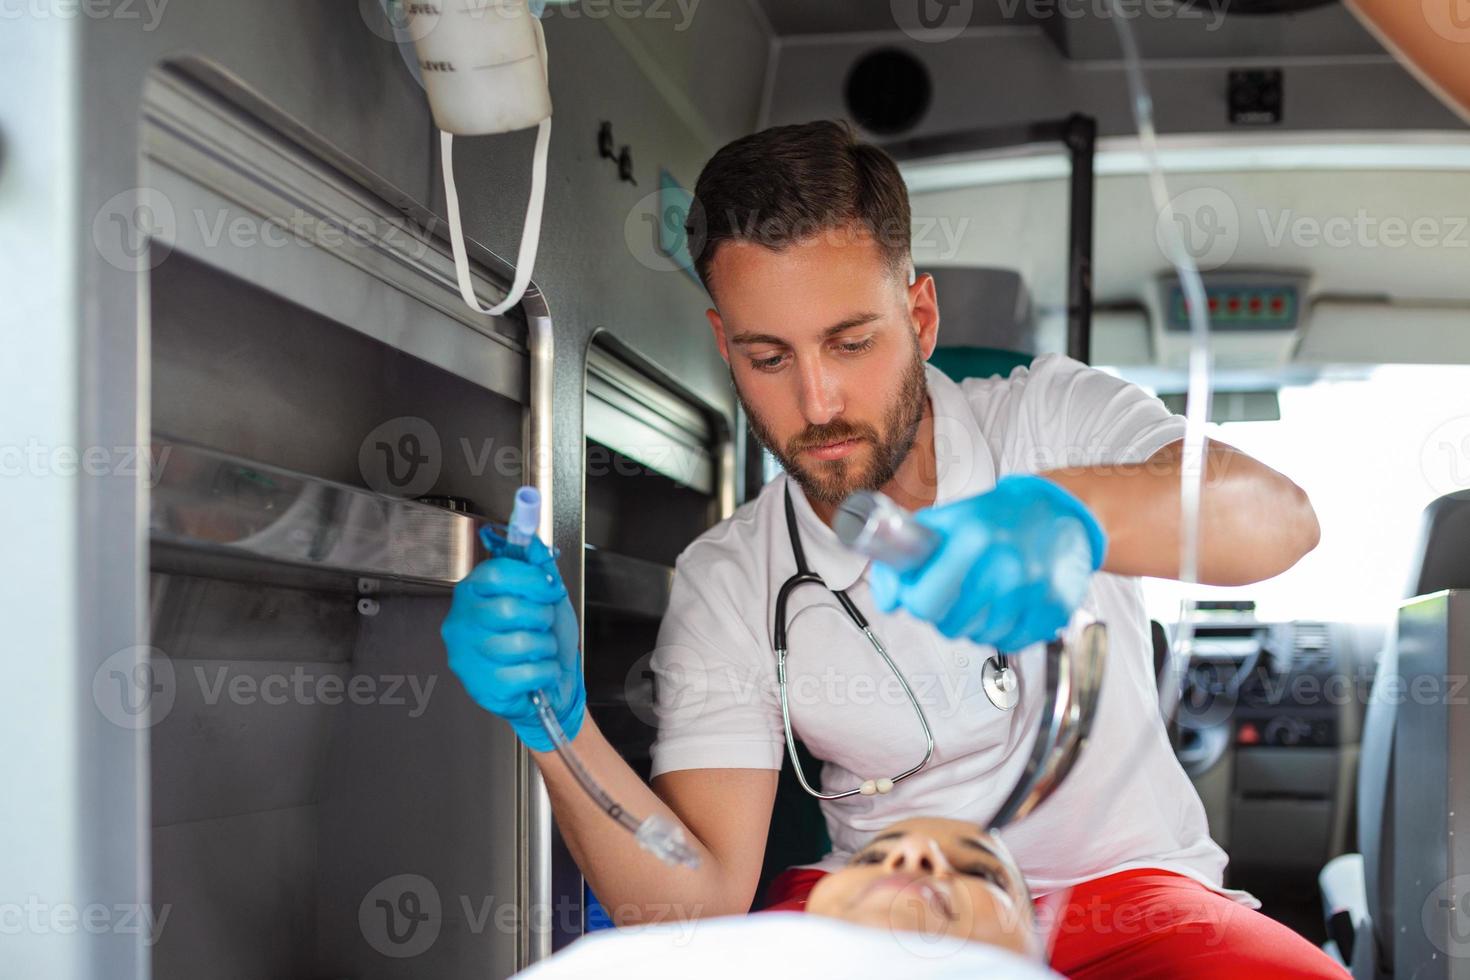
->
2;2;767;978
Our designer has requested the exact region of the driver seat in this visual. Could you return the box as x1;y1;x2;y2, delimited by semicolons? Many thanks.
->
1319;489;1470;976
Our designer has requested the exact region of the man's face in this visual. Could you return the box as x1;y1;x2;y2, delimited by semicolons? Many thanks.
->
704;226;940;507
805;817;1036;957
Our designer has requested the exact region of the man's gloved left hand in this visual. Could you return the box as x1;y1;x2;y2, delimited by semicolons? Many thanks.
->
868;474;1107;652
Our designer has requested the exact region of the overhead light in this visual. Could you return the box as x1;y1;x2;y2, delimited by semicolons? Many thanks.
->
900;132;1470;193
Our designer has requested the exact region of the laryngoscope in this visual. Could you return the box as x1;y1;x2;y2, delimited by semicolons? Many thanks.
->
482;487;699;869
834;489;1110;832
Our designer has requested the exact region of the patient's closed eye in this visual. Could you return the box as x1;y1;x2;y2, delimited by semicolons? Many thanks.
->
851;847;1007;889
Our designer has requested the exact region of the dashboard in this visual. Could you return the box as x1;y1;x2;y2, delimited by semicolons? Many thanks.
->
1165;614;1387;879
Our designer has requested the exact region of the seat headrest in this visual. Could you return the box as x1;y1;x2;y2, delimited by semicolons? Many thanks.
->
1407;490;1470;597
920;267;1035;353
928;346;1033;382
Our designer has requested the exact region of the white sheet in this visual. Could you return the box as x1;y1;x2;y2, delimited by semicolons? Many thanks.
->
515;912;1059;979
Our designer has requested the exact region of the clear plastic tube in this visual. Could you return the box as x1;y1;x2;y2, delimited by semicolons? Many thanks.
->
485;487;699;869
1106;0;1213;729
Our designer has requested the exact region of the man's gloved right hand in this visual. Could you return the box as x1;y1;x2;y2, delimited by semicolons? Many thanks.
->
441;535;585;752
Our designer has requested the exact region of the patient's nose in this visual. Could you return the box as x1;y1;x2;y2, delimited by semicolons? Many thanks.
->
881;835;953;876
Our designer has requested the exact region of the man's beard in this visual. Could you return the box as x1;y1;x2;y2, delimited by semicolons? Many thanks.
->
739;347;929;507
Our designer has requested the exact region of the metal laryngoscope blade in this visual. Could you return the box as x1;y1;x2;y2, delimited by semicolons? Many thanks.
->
834;489;1110;832
986;622;1108;832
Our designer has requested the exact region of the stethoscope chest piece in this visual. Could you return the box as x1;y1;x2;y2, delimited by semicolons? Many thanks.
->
982;656;1020;711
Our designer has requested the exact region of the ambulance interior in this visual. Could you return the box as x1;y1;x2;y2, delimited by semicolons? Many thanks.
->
6;0;1470;978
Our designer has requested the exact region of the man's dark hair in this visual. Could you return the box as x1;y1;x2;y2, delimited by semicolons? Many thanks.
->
687;120;912;293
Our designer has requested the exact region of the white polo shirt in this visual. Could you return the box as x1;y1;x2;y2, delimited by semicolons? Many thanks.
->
648;353;1254;905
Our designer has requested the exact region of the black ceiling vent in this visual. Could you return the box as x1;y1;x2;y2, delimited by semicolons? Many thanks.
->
844;48;932;137
1174;0;1337;13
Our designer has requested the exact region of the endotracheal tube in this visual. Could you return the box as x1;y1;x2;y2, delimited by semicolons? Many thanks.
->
482;487;700;870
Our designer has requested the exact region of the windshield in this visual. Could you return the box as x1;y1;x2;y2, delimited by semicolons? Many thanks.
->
1139;364;1470;624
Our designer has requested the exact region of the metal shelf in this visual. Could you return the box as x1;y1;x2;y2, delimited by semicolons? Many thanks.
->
149;437;477;594
582;548;674;620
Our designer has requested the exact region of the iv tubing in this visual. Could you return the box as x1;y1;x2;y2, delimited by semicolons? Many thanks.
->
1107;0;1213;719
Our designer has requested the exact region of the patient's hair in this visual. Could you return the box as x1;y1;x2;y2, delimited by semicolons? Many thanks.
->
688;120;912;293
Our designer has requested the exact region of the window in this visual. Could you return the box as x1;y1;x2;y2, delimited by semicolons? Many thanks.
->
1140;365;1470;623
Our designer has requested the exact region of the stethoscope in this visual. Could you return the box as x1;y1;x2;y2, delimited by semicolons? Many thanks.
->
773;486;1020;801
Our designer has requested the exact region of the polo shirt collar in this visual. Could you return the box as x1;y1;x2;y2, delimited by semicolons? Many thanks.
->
784;365;997;592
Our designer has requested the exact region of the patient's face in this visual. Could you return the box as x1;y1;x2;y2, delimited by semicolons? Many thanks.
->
805;817;1035;957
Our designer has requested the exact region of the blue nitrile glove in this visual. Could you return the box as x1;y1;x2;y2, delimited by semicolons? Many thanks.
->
868;474;1106;653
441;534;585;752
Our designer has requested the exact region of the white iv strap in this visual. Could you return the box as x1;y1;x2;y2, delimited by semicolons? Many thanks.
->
439;16;552;317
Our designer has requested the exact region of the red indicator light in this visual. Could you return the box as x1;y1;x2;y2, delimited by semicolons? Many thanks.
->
1227;296;1241;313
1270;296;1285;313
1249;296;1263;313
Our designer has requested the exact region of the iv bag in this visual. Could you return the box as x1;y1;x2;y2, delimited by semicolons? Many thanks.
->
402;0;552;135
392;0;555;317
